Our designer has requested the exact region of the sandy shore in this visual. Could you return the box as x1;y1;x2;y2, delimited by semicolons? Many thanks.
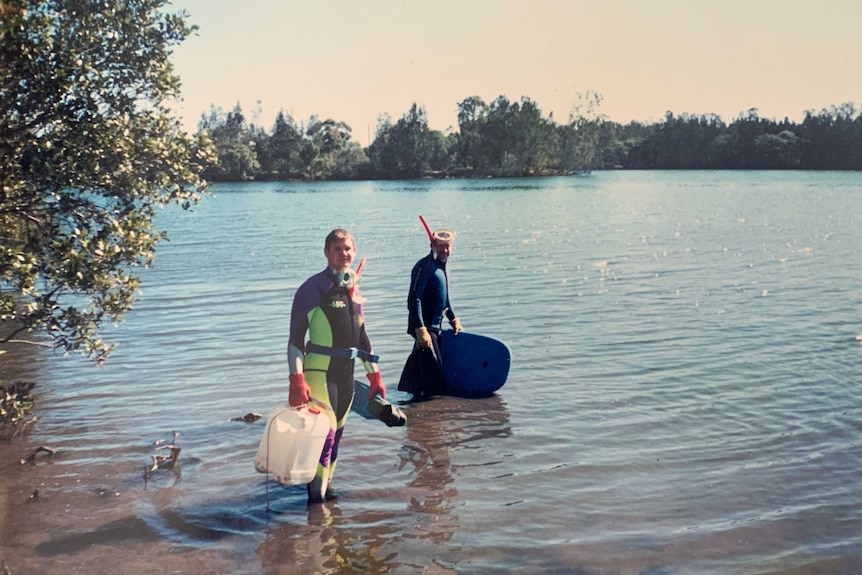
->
0;432;253;575
0;435;28;573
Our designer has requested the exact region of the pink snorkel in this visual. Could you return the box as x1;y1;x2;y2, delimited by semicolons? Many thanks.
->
350;257;367;303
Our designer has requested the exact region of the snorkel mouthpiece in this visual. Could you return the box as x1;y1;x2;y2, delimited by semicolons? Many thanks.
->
338;268;358;288
338;258;366;303
335;257;365;288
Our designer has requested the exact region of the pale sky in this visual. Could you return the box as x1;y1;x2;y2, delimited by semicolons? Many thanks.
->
169;0;862;145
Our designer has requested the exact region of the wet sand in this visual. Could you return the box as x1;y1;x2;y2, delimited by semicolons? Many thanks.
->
0;436;247;575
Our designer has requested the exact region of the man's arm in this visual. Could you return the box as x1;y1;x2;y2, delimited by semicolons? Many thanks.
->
407;261;431;328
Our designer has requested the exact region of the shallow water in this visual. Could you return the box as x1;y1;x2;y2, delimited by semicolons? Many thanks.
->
2;171;862;574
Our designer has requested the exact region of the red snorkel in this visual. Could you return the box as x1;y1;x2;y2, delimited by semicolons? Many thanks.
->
419;215;433;242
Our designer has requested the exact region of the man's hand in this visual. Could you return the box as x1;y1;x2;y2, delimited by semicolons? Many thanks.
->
450;317;463;335
415;326;433;349
367;371;386;399
288;373;310;407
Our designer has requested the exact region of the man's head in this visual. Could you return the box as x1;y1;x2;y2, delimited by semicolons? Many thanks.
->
430;228;456;263
324;228;356;271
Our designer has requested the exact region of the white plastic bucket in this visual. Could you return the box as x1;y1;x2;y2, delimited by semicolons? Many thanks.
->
254;404;330;485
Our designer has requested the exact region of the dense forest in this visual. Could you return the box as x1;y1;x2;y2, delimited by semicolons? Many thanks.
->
198;94;862;182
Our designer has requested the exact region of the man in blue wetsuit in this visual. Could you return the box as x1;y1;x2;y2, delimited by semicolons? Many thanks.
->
287;228;386;504
399;227;463;397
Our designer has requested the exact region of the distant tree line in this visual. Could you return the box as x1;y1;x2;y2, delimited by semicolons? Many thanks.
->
198;96;862;181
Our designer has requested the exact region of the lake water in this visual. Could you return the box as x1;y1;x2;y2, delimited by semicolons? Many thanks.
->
2;171;862;574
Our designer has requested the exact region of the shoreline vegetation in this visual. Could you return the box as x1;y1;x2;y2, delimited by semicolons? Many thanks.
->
199;96;862;183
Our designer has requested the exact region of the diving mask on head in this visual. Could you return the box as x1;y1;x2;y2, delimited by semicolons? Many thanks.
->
432;229;456;243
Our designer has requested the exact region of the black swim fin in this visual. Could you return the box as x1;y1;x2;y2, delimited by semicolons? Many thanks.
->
366;396;407;427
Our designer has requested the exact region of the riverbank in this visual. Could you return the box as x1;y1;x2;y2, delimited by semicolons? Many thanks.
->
0;436;31;573
1;460;7;574
0;433;246;574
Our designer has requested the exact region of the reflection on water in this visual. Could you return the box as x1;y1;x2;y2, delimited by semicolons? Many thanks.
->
258;504;402;574
400;395;511;542
256;395;511;575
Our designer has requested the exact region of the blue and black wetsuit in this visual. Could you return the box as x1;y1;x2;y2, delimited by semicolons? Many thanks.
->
407;252;456;335
288;268;376;499
399;253;455;395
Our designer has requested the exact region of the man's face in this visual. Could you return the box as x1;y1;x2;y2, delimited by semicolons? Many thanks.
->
432;239;452;263
325;237;356;271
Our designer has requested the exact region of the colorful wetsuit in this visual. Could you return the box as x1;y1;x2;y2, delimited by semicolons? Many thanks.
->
288;268;375;499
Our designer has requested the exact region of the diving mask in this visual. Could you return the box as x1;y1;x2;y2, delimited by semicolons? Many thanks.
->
336;268;361;289
432;228;456;243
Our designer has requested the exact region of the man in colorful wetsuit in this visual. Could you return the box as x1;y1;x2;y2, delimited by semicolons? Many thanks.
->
287;229;386;504
399;227;463;397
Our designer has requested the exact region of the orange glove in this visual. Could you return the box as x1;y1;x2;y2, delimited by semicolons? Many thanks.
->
367;371;386;400
288;373;310;407
449;317;463;335
415;326;432;349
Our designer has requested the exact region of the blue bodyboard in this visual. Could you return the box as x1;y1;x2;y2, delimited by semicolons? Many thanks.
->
440;330;511;395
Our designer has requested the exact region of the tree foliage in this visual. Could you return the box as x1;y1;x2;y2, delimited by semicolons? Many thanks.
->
198;103;259;180
0;0;215;364
0;380;35;437
305;116;365;180
264;111;303;175
557;91;607;174
367;104;447;179
199;105;369;181
451;95;560;176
